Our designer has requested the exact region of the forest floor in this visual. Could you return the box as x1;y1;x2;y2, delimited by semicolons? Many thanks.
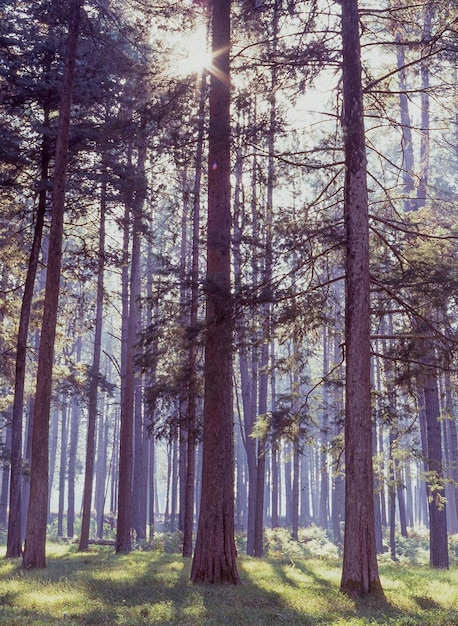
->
0;542;457;625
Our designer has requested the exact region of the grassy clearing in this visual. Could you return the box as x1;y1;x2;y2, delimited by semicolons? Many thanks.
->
0;543;457;625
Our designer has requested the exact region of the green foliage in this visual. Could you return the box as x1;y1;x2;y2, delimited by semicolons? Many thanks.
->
264;525;340;562
379;531;430;566
134;532;184;554
378;529;458;567
1;543;458;625
448;534;458;560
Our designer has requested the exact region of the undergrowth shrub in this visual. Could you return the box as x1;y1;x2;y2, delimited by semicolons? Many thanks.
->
448;534;458;563
136;531;183;553
264;525;339;562
378;529;458;566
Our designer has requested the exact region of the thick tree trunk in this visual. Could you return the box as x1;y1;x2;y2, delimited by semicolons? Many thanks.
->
22;0;81;568
191;0;239;584
339;0;384;597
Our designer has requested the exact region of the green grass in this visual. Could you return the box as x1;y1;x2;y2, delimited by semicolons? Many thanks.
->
0;543;457;625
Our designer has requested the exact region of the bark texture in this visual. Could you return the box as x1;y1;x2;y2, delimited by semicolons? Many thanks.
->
190;0;239;585
339;0;384;598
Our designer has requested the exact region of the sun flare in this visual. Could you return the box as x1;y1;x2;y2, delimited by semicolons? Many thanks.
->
172;23;211;78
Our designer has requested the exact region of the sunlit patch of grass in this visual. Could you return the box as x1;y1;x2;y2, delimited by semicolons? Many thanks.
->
239;556;355;623
0;542;457;625
379;562;458;616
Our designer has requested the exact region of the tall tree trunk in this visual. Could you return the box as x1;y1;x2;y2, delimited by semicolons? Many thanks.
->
339;0;384;597
145;228;157;539
110;410;119;515
170;436;179;531
21;394;35;541
57;397;68;538
291;439;300;541
95;405;109;539
235;421;246;532
444;372;458;533
22;0;81;568
396;463;408;538
79;163;106;551
420;347;449;568
270;344;278;529
116;134;146;553
132;374;146;540
191;0;239;584
415;2;432;210
332;331;345;544
319;327;330;531
7;106;50;557
395;29;416;212
0;421;11;527
148;437;155;538
183;68;206;558
178;166;190;535
67;385;81;538
388;428;397;561
372;409;383;554
48;407;60;522
236;97;259;557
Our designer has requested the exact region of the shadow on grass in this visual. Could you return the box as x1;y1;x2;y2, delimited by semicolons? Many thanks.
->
239;557;458;626
1;548;458;625
412;595;441;611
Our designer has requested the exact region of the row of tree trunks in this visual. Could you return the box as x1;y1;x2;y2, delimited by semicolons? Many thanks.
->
182;67;207;558
5;0;455;595
79;158;107;552
6;105;50;558
396;0;449;569
116;127;147;554
22;0;82;569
